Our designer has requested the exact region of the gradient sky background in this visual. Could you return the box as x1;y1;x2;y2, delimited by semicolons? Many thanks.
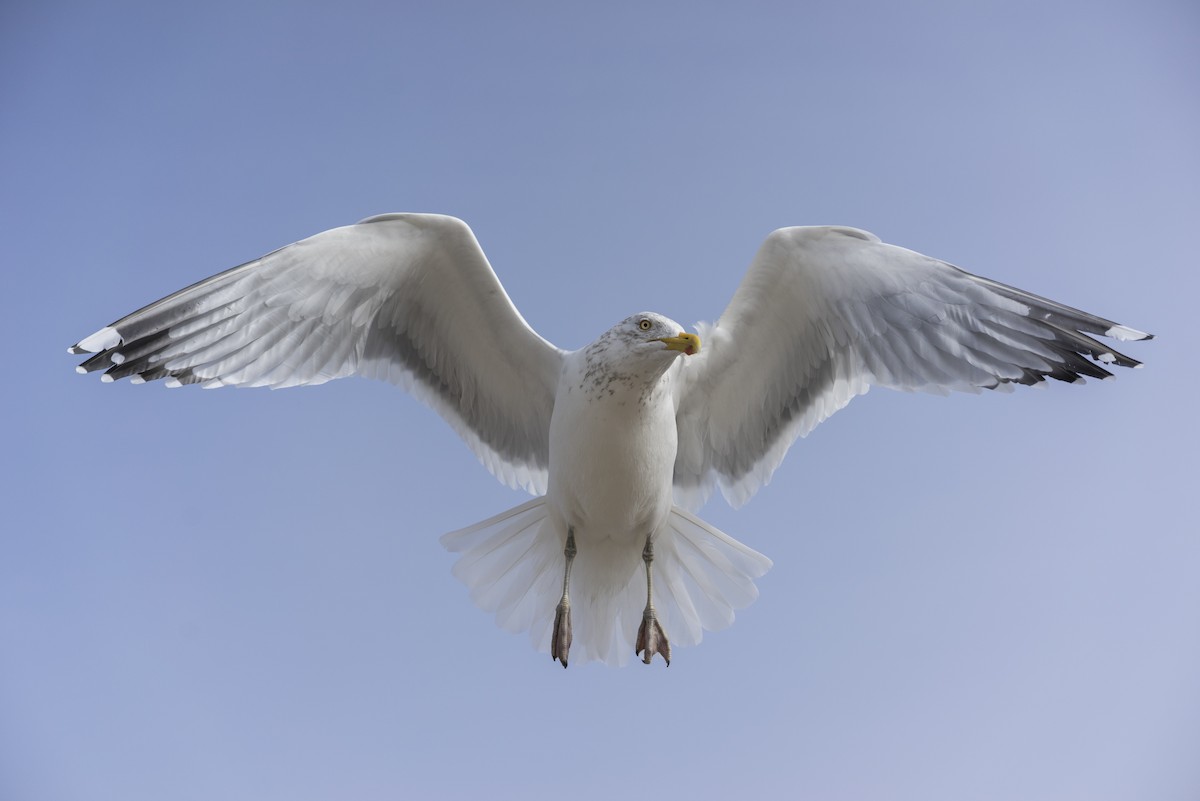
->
3;2;1197;799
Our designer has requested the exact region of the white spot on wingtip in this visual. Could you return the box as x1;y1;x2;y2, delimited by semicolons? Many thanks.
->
110;352;126;365
75;366;87;374
1098;352;1115;363
1105;323;1149;341
100;374;114;383
130;375;146;385
75;326;122;353
165;377;183;388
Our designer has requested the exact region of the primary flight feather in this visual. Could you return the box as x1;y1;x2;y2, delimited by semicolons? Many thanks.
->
69;213;1150;667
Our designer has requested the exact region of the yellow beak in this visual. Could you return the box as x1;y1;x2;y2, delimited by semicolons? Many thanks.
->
657;332;701;356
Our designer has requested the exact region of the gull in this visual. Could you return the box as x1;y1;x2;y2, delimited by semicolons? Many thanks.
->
69;213;1151;667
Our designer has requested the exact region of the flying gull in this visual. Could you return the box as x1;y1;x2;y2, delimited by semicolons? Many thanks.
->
69;213;1151;667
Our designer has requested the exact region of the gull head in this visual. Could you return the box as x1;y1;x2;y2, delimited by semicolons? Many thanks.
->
612;312;701;358
577;313;701;396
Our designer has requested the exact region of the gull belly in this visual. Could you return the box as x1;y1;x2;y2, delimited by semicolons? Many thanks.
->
546;349;679;558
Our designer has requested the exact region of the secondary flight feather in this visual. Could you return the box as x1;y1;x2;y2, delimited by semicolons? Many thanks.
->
70;213;1150;666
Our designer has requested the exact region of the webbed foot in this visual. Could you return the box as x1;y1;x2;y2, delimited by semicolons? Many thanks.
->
552;599;572;668
635;608;670;666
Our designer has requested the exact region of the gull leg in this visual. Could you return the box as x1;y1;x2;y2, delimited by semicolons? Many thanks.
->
635;535;670;666
551;527;576;668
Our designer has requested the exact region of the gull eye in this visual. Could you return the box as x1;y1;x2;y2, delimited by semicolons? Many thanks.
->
638;319;652;331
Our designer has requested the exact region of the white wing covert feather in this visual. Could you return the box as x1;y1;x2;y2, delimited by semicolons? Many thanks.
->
70;213;563;493
674;226;1151;509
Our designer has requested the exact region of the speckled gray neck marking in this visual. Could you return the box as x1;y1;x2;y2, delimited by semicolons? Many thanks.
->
577;323;674;404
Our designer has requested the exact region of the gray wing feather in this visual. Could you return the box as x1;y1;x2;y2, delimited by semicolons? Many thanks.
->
674;226;1151;509
70;213;563;494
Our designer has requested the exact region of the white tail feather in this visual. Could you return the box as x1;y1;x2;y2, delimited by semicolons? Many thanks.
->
440;500;772;666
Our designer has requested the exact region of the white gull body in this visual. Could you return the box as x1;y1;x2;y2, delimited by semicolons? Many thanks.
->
548;318;683;592
69;213;1150;667
547;314;700;665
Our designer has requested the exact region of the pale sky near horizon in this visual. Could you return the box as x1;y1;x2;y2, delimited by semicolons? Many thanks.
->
3;2;1198;799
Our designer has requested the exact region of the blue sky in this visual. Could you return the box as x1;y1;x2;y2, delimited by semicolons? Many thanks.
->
3;1;1197;799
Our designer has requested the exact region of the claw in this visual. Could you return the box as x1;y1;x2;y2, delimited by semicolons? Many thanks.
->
552;599;572;668
635;608;670;666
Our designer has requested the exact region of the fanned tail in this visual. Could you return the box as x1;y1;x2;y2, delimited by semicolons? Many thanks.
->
439;498;562;649
441;501;772;667
651;506;773;649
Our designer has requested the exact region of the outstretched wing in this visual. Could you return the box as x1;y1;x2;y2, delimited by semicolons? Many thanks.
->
69;213;563;493
673;225;1151;509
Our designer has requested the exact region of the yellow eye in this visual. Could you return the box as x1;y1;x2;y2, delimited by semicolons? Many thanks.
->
638;319;652;331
